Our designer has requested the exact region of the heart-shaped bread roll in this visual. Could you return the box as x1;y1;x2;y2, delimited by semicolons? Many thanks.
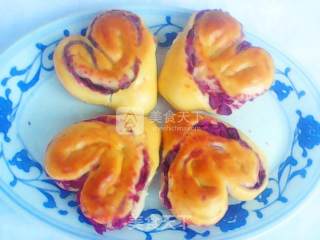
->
160;112;268;226
45;115;160;232
159;10;274;115
54;10;157;114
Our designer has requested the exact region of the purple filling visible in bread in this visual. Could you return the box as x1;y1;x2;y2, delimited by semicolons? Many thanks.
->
135;149;150;192
63;42;140;95
88;218;107;234
185;28;197;74
184;11;255;115
159;145;180;209
161;120;266;208
111;214;133;229
55;173;88;191
54;147;150;234
194;120;266;189
209;93;234;115
247;161;266;189
193;120;244;144
237;41;252;53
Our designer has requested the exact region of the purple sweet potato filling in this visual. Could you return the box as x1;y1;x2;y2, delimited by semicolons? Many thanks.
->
247;161;266;189
63;41;115;94
185;28;197;74
89;219;108;234
72;10;143;95
192;120;244;144
160;144;180;209
209;93;234;115
74;192;108;234
63;10;143;96
128;193;140;202
111;214;133;229
194;120;266;189
185;11;254;115
55;173;88;191
54;146;150;234
161;120;266;207
63;40;140;94
92;150;150;233
237;40;252;53
135;149;150;192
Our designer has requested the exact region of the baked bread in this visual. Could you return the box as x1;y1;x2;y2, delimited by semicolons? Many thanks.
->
159;10;274;115
45;115;161;232
160;112;268;226
54;10;157;114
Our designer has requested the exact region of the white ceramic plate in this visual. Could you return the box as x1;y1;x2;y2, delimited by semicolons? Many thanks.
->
1;6;320;240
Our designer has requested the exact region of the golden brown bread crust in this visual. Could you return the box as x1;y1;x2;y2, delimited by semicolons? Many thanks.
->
54;10;157;114
160;112;268;226
159;10;274;115
45;115;161;228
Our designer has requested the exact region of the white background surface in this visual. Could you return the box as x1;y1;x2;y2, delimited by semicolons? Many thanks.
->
0;0;319;239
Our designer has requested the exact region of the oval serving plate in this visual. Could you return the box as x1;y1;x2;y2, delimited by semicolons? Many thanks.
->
1;6;320;240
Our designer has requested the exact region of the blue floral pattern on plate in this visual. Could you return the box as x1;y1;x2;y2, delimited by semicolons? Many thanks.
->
0;9;320;240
